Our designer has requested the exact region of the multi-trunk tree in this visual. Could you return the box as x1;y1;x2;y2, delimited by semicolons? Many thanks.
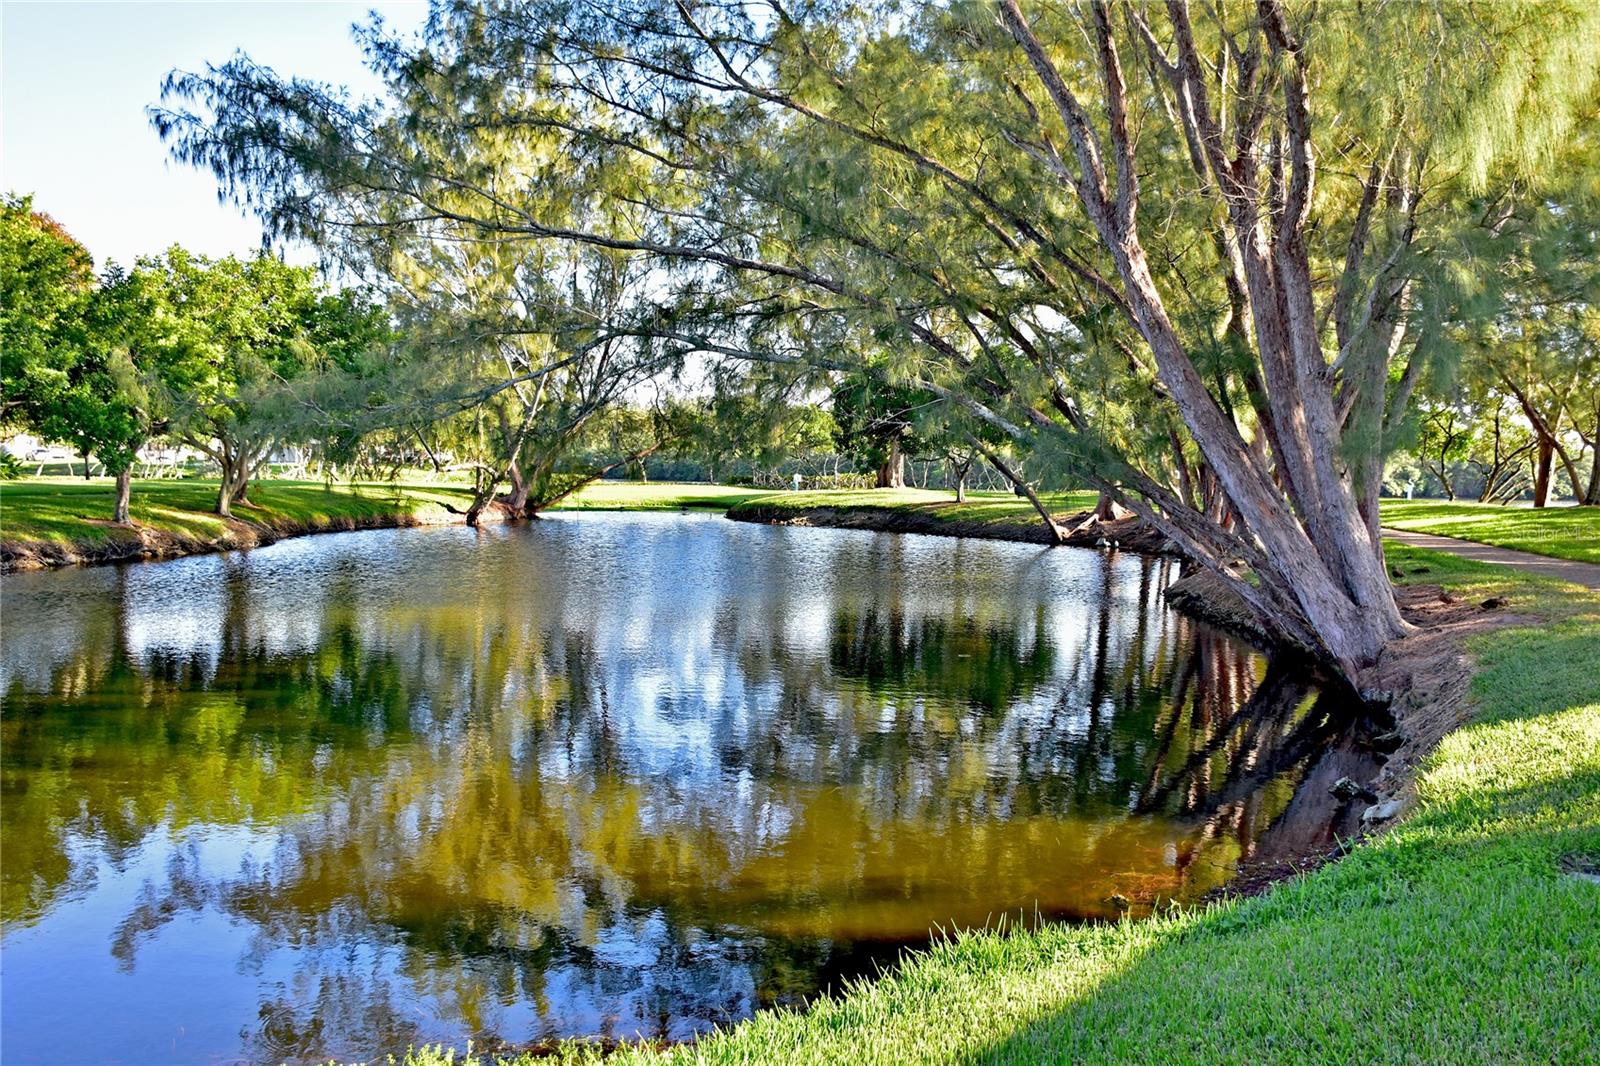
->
134;248;385;517
158;0;1600;684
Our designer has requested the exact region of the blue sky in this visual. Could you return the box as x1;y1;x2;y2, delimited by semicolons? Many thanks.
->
2;1;427;269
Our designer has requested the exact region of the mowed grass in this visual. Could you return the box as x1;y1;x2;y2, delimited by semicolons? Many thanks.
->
1381;498;1600;565
728;487;1101;526
380;545;1600;1066
0;477;474;547
552;481;772;511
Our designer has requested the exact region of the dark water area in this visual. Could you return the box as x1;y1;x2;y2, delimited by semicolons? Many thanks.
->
1;514;1370;1064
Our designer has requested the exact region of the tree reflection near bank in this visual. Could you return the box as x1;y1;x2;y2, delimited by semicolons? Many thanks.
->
1;516;1361;1062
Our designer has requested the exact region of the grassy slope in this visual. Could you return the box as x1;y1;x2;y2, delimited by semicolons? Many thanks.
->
0;480;773;548
1382;499;1600;565
0;478;473;547
727;487;1101;527
390;546;1599;1066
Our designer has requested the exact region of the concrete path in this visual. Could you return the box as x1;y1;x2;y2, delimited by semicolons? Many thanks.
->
1381;527;1600;590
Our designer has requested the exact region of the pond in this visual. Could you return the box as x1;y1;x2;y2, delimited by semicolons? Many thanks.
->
0;514;1368;1064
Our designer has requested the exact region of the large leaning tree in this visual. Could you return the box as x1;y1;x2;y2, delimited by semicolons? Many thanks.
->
156;0;1600;685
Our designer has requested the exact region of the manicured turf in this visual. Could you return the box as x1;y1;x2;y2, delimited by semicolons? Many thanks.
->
379;544;1600;1066
1381;499;1600;565
552;482;772;510
0;477;473;546
728;487;1102;525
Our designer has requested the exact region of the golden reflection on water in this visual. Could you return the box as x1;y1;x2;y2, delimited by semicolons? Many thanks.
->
1;514;1352;1063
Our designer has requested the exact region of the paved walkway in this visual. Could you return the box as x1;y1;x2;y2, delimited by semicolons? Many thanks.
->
1381;527;1600;590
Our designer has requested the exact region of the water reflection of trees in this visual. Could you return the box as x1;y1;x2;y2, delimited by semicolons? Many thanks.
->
1;524;1357;1057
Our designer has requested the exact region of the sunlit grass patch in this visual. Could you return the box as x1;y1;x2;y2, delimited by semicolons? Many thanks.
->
553;482;772;510
0;478;474;546
1381;499;1600;564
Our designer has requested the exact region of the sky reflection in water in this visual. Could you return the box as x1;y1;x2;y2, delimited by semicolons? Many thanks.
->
1;513;1355;1064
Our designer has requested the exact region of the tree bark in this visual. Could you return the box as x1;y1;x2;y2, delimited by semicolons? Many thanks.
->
997;0;1409;681
216;465;234;516
1092;489;1129;522
113;468;133;524
214;444;259;517
506;456;531;516
1533;436;1554;507
875;435;905;488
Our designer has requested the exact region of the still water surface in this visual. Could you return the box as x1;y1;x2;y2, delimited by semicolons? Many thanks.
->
2;514;1359;1063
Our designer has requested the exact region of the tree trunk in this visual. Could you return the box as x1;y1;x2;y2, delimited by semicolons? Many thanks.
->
1558;444;1585;502
975;441;1063;545
1585;414;1600;505
113;468;133;524
1092;489;1129;522
215;450;252;517
1533;436;1554;507
875;436;905;488
997;0;1410;681
1170;427;1196;509
506;458;531;516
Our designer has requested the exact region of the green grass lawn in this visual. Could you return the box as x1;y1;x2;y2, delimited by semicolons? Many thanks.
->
1381;499;1600;565
383;544;1600;1066
0;477;474;547
552;481;772;511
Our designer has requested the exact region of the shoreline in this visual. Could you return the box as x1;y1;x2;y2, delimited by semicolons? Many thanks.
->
4;484;1585;1064
1;506;481;573
3;489;1170;574
725;499;1175;554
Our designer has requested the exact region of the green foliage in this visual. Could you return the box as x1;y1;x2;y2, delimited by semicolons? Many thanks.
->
0;194;95;425
140;249;320;445
830;375;936;470
153;0;1600;664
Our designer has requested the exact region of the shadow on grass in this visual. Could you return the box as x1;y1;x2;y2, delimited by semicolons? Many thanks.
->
959;613;1600;1065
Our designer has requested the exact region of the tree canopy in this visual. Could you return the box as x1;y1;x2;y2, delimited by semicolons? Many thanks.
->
151;0;1600;682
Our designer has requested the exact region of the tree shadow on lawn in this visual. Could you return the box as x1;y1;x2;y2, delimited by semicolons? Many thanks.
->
959;625;1600;1066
